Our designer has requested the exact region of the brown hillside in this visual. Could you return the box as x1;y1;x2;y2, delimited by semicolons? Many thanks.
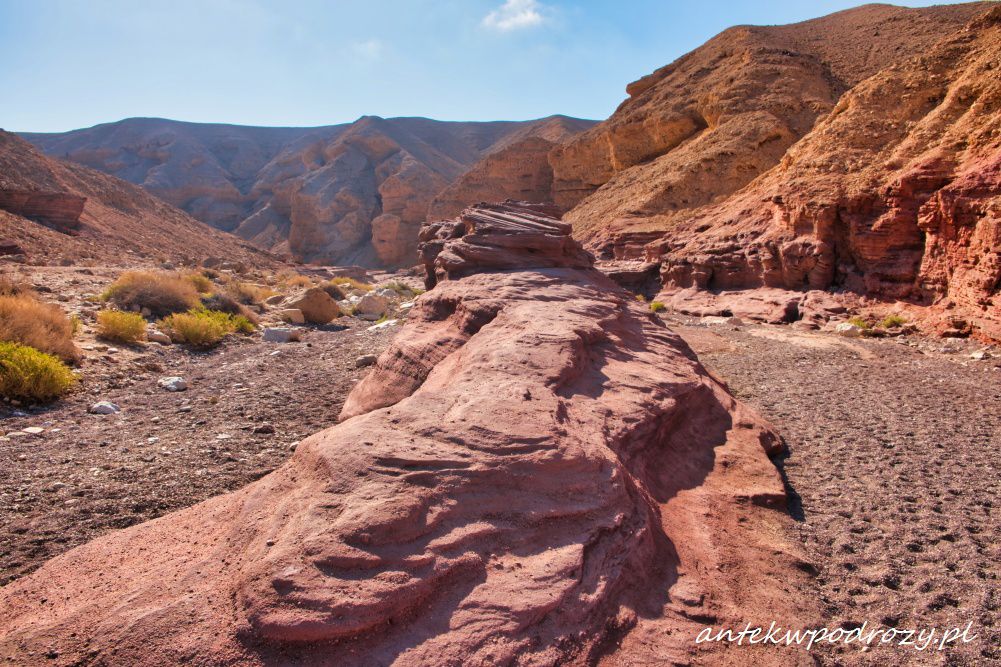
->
0;131;277;267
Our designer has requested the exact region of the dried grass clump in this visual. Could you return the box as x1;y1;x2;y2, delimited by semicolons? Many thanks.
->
159;309;255;348
329;277;372;292
226;281;275;306
96;310;147;344
0;294;79;362
0;342;77;402
185;272;214;294
102;271;201;318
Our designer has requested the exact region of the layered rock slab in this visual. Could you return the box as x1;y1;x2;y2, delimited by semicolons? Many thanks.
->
0;203;815;665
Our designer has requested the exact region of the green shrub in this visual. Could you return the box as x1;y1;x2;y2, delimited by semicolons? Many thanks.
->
879;314;907;329
102;271;200;318
158;309;255;347
649;301;666;313
96;310;147;344
0;294;79;362
0;342;77;402
847;316;871;329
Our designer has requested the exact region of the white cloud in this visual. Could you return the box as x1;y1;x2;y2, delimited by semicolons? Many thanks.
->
482;0;548;32
350;38;384;61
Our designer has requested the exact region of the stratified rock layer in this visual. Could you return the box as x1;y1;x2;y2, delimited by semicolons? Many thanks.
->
0;203;815;666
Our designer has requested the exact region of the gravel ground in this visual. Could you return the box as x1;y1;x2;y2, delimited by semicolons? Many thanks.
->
0;266;403;585
674;317;1000;667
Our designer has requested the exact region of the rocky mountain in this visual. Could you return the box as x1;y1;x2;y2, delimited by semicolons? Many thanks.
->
550;1;999;339
23;115;595;267
0;130;276;267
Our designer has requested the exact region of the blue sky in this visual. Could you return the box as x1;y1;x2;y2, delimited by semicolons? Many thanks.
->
0;0;972;132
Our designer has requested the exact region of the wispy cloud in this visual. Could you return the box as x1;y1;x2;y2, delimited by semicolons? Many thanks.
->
481;0;548;32
350;38;384;61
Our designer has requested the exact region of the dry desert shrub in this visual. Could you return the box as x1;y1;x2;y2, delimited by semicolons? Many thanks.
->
96;310;147;344
102;271;200;318
159;309;254;348
0;341;77;402
285;274;313;289
226;281;275;306
0;294;79;363
200;292;260;324
185;271;214;294
329;277;372;292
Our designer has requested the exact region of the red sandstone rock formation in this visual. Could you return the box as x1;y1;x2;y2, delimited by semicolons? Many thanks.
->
24;116;594;268
0;202;816;665
0;131;278;266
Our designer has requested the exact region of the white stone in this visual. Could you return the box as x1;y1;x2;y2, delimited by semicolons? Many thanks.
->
263;327;302;343
970;349;991;360
89;401;121;415
22;426;44;435
158;376;188;392
835;323;863;337
367;319;399;331
354;292;389;320
147;329;171;344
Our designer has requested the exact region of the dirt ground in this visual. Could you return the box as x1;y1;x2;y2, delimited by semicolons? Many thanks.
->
1;272;998;665
0;265;403;585
674;317;1000;666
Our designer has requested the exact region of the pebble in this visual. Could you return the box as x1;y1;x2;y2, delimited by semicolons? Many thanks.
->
89;401;121;415
22;427;44;435
355;354;378;368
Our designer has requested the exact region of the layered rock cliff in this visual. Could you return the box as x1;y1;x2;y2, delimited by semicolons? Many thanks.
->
0;131;277;266
552;2;999;339
24;115;595;268
0;202;816;665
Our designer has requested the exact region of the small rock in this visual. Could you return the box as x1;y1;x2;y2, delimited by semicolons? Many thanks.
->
970;349;991;360
264;294;284;306
158;376;188;392
835;322;863;337
22;427;44;435
354;292;390;320
89;401;121;415
147;329;172;345
355;354;378;368
367;319;398;331
263;327;303;343
253;423;275;435
278;308;306;324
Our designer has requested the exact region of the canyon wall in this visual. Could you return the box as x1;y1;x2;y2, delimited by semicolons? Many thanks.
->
0;203;816;665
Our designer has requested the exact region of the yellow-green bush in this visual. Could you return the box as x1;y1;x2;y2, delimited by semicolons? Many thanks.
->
96;310;147;344
0;294;79;363
158;309;255;347
102;271;200;317
879;314;907;329
185;272;214;294
649;301;666;313
0;342;77;402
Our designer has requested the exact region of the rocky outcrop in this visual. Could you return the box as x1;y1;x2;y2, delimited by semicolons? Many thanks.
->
0;190;84;232
647;6;1001;339
552;2;989;244
428;116;595;221
0;202;816;665
24;115;594;268
0;131;278;267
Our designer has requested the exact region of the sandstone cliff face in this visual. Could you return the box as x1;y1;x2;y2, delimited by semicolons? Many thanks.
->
649;6;1001;338
553;2;989;242
24;116;594;268
428;116;596;221
0;203;816;665
0;131;277;266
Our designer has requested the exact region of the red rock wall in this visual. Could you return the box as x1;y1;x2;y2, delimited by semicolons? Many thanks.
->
0;190;84;232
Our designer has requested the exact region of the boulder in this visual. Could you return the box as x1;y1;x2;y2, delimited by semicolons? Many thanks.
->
282;287;341;324
835;322;863;337
89;402;120;415
352;292;388;320
147;329;171;345
354;354;377;368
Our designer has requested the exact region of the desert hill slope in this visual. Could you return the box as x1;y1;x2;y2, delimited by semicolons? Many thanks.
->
23;115;595;267
0;130;277;267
